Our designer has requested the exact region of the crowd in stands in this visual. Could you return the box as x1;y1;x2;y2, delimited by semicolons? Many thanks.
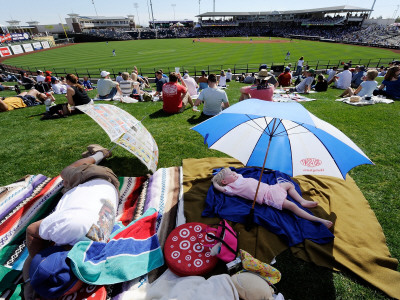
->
86;29;132;40
303;16;345;25
78;23;400;49
340;25;400;47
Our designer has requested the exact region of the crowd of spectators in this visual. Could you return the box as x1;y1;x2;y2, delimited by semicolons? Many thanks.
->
86;29;132;40
303;16;345;25
78;23;400;50
340;25;400;47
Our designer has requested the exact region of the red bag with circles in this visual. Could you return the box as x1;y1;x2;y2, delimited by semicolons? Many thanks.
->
164;222;218;276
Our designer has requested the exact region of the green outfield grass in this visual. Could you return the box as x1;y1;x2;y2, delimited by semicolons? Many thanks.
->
3;38;399;75
1;39;399;299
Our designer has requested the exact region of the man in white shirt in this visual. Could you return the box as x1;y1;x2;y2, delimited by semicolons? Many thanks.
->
194;74;230;116
36;70;45;82
183;72;198;97
97;70;122;99
331;65;352;89
23;145;118;299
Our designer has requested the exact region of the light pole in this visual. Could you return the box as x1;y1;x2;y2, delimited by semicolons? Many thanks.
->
134;3;140;27
91;0;99;17
172;4;176;21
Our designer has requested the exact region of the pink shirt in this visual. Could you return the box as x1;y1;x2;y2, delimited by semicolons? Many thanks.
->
242;85;274;101
224;174;269;205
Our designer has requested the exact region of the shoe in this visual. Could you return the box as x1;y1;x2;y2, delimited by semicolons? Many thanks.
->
84;144;112;158
14;85;21;94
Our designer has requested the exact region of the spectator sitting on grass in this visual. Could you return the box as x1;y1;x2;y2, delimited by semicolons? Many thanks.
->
132;66;150;88
20;71;36;89
51;77;67;94
226;69;233;82
373;66;400;100
286;69;315;94
154;70;169;99
278;67;292;87
218;70;227;87
119;72;141;96
97;71;122;99
244;72;256;84
329;64;352;89
183;71;199;97
326;66;338;83
197;70;209;91
82;76;95;90
36;70;45;82
340;69;378;99
194;73;230;117
350;65;365;88
313;74;328;92
65;74;92;109
240;70;275;101
162;72;194;114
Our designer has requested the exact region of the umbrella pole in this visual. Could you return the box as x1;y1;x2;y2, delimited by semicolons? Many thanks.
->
245;118;277;231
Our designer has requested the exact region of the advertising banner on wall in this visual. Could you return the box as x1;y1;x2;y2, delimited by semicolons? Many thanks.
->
0;33;12;43
0;47;12;57
22;43;34;52
11;44;24;55
41;41;50;49
32;42;43;50
11;33;30;41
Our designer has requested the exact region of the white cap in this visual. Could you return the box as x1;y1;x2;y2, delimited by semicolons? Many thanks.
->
100;70;110;77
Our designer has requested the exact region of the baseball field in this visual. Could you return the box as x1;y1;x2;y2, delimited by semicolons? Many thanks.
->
1;38;399;299
2;37;399;74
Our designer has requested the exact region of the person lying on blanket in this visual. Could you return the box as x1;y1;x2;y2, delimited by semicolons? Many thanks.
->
0;89;54;112
22;144;119;300
212;168;333;229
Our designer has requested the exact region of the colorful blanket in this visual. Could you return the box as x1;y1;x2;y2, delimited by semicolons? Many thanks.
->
0;167;183;299
68;208;164;285
183;157;400;299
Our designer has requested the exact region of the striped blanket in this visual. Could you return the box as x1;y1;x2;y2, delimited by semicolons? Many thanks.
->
0;167;183;300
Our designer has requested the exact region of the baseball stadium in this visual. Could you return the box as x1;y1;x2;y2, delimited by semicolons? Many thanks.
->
0;2;399;300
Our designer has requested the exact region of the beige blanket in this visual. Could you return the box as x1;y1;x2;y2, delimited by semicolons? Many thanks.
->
182;157;400;299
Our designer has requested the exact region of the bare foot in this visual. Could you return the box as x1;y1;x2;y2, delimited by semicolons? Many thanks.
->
301;200;318;208
321;219;333;229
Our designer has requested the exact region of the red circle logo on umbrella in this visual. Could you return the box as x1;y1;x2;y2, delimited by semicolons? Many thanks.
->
300;158;322;167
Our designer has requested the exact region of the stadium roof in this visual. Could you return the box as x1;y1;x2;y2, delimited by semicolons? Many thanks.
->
196;5;372;17
75;16;129;20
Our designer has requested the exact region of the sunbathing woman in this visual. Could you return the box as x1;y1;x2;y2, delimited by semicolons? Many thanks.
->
212;168;333;228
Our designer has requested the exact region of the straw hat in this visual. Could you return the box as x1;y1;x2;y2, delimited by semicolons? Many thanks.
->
255;69;271;80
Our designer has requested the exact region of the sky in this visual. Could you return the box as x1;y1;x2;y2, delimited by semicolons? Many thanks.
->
0;0;397;27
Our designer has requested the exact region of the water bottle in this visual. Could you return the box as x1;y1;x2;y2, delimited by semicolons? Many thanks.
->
44;99;52;112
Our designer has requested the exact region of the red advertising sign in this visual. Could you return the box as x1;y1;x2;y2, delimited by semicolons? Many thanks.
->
0;47;12;57
0;33;12;43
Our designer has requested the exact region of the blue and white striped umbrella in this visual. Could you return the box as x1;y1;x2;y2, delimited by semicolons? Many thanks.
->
191;99;373;179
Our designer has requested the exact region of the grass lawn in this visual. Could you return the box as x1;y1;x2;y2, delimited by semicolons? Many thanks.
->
2;38;399;76
0;77;399;299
